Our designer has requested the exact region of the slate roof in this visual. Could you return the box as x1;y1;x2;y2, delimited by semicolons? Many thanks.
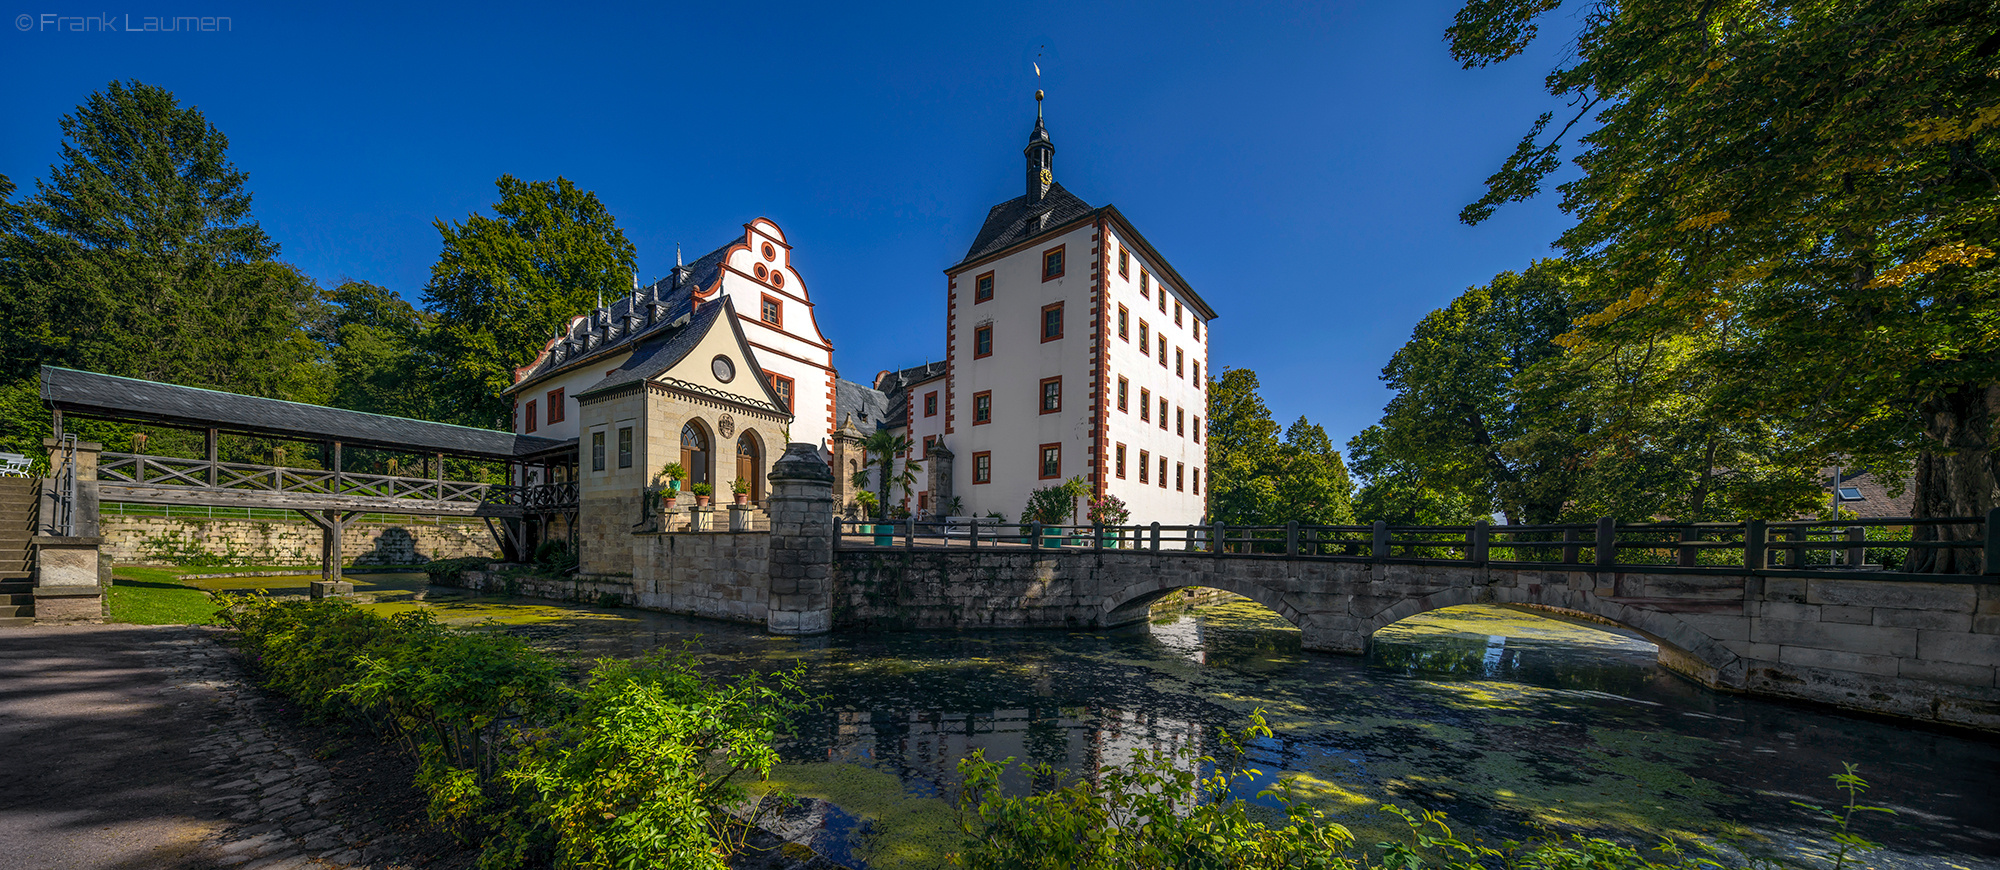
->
834;378;893;433
40;366;565;460
866;361;948;429
568;299;786;415
955;182;1096;269
507;234;739;393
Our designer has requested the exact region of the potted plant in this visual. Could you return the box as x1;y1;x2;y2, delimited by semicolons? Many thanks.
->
689;482;713;507
656;462;686;512
730;477;750;505
1088;494;1130;547
852;491;885;543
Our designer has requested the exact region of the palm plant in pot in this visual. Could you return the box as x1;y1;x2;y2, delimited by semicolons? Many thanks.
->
730;477;750;505
689;482;713;507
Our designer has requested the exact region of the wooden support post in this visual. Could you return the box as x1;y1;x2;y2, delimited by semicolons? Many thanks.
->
1844;526;1865;568
1285;521;1299;559
1562;527;1580;564
206;428;218;486
1031;522;1042;553
1470;520;1489;563
1745;520;1767;570
435;451;444;500
1210;522;1223;556
904;517;914;552
1370;520;1388;560
1093;523;1103;553
1150;522;1161;553
1595;517;1616;569
1678;527;1698;567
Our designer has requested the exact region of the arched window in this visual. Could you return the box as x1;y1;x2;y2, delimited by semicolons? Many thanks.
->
680;420;711;487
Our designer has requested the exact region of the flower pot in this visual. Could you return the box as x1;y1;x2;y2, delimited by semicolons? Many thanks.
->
696;496;711;507
872;524;895;547
734;493;749;506
661;498;678;515
1041;530;1064;549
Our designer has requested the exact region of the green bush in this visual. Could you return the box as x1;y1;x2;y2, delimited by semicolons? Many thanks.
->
220;598;812;868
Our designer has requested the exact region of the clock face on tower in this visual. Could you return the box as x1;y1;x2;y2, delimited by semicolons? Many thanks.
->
1039;168;1052;185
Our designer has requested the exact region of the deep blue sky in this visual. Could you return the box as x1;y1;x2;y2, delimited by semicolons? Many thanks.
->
1;1;1580;450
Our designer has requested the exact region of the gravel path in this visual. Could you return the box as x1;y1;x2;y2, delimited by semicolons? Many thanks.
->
0;625;469;870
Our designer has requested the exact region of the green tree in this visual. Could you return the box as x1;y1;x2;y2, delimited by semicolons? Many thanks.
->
857;429;917;520
316;280;434;419
1206;368;1356;526
1451;0;2000;569
1347;424;1488;526
418;175;636;427
0;80;328;452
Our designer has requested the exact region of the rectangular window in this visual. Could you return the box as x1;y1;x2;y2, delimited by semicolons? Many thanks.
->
1175;348;1184;378
919;491;929;512
765;371;794;413
1118;305;1129;341
761;294;783;326
975;271;995;303
924;391;938;417
1118;248;1129;278
1042;244;1066;281
1176;462;1184;491
975;324;993;358
1041;301;1064;342
1158;291;1167;314
1115;443;1127;478
547;388;565;424
591;430;606;471
1159;397;1169;429
973;451;992;484
1160;456;1168;488
1138;321;1149;351
1040;376;1062;414
1194;319;1201;342
923;435;936;458
1177;407;1185;437
1193;361;1201;384
1194;467;1201;495
1117;377;1129;412
1139;450;1150;483
1140;270;1150;297
1194;416;1202;444
1158;336;1167;367
1039;443;1062;479
524;400;538;433
973;390;992;424
617;426;633;468
1174;301;1183;326
1139;388;1151;421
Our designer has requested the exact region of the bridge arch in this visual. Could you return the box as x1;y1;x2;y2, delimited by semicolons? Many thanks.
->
1359;586;1747;690
1099;573;1304;630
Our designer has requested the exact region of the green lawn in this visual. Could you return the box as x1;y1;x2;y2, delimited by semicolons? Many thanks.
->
106;577;223;625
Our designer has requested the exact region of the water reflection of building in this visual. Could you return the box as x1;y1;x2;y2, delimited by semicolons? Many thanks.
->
820;705;1204;794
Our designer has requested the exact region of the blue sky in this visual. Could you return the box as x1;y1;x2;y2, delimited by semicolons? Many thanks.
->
1;1;1580;451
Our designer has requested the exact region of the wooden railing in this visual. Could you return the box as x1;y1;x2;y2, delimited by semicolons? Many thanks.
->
92;452;590;518
835;511;2000;577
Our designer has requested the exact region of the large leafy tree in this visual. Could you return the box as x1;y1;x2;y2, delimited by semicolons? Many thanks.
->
1205;368;1356;525
419;175;636;427
0;80;327;452
1452;0;2000;570
315;280;434;420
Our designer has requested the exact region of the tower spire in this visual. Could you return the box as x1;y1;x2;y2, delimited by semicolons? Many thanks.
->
1025;87;1054;204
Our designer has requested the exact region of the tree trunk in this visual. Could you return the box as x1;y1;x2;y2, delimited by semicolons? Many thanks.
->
1909;382;1999;574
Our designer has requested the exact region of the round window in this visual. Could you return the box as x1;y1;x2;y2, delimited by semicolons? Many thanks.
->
761;242;776;261
754;263;769;279
711;355;735;383
770;271;784;288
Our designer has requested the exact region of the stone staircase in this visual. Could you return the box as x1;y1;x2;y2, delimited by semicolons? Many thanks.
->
0;476;36;626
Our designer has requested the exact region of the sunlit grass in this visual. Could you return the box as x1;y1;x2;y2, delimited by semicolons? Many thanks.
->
105;576;221;624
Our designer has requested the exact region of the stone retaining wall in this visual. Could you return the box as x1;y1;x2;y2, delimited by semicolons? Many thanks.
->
100;514;498;566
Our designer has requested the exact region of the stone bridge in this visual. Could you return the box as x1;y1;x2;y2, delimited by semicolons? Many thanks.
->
827;546;2000;730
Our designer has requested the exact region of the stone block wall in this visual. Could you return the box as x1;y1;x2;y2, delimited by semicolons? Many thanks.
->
627;530;772;623
99;514;497;566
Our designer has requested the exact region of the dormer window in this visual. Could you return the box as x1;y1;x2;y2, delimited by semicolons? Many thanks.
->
1838;486;1863;500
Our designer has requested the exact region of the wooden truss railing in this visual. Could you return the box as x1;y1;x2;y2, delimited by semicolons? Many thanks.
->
96;452;578;518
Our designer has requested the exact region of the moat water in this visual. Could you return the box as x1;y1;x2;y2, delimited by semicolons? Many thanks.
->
227;572;2000;869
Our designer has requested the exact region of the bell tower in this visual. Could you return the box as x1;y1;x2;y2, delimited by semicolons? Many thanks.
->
1024;89;1054;203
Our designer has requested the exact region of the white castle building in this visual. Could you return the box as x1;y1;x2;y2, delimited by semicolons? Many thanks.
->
836;93;1216;526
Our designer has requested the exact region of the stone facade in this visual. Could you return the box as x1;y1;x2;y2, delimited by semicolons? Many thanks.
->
98;514;497;566
630;531;771;622
764;443;833;635
830;547;2000;731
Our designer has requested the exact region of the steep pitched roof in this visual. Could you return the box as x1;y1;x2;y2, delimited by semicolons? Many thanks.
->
40;366;564;459
834;378;893;432
572;298;789;415
953;182;1096;269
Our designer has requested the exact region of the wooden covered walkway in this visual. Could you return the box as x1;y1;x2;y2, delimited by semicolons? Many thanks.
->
39;366;577;580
